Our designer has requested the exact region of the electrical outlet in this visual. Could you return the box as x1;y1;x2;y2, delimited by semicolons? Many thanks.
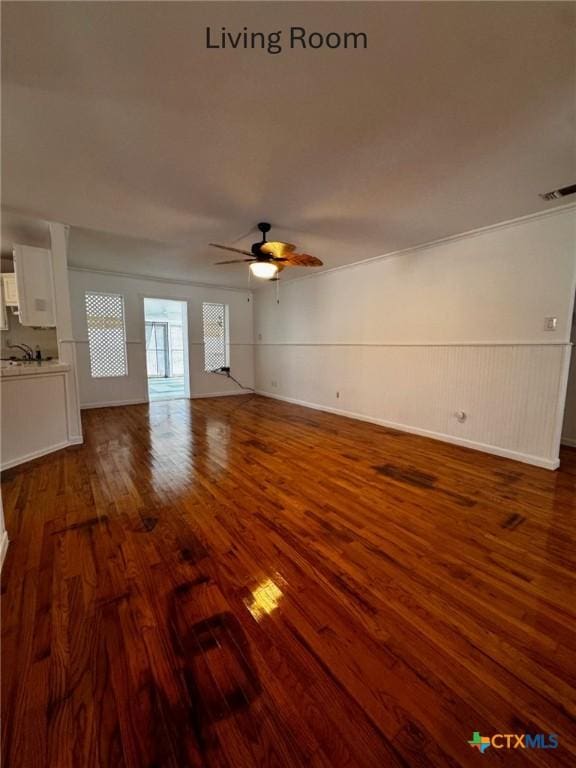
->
544;317;557;332
336;391;340;399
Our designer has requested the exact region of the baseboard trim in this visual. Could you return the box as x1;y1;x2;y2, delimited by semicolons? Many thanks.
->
255;390;559;470
81;398;149;409
1;440;78;471
561;437;576;448
80;392;252;409
190;390;253;399
0;530;9;570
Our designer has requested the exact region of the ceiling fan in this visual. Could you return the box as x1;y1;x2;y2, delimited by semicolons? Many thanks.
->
210;222;323;279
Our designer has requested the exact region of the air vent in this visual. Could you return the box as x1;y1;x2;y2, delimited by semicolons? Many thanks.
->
539;183;576;201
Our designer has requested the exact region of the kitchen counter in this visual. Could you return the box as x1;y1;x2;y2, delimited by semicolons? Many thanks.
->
0;360;70;377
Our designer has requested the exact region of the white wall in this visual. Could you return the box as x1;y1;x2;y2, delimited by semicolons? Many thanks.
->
561;307;576;447
68;270;254;408
254;207;576;469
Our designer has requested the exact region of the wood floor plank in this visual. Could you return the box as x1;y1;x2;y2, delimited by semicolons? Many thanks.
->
2;395;575;767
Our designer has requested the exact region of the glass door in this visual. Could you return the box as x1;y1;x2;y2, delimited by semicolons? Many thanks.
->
145;321;169;378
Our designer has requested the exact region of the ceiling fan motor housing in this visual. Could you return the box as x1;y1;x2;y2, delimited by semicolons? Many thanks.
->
252;221;272;256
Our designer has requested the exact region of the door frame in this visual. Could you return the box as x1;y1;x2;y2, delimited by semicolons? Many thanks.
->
142;296;191;399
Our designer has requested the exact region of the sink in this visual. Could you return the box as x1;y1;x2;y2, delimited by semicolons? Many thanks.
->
0;359;59;370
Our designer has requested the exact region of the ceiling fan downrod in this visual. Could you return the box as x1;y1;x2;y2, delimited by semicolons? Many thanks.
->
253;222;271;256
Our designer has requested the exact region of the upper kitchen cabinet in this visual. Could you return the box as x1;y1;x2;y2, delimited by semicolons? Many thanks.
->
2;274;19;306
13;245;56;327
0;281;8;331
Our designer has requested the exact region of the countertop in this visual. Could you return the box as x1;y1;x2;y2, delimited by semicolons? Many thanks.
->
0;360;70;378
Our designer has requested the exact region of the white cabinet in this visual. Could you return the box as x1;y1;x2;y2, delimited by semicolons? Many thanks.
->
1;366;71;469
0;281;8;331
2;274;18;306
13;245;56;327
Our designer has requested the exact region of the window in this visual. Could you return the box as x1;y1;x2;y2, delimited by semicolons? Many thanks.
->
203;302;229;372
85;292;128;378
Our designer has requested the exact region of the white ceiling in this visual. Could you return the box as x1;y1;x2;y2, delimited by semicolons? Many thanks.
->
2;1;575;288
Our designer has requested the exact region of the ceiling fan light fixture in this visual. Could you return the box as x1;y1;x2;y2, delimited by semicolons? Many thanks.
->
210;223;323;272
250;261;278;279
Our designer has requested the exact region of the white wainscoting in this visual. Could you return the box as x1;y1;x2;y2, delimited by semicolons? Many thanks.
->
74;340;255;407
255;343;571;469
57;340;84;441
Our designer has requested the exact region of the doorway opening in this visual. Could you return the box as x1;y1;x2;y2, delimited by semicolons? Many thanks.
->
144;297;189;401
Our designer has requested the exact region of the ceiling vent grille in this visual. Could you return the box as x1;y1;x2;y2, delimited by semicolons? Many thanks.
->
539;183;576;201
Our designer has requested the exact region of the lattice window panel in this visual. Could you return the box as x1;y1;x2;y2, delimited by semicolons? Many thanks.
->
203;302;228;372
85;292;128;378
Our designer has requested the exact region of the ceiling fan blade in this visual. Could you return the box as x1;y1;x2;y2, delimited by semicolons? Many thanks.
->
214;258;255;265
260;241;296;259
282;253;323;267
209;243;253;257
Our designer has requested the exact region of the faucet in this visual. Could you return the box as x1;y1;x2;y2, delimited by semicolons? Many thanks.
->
7;344;34;361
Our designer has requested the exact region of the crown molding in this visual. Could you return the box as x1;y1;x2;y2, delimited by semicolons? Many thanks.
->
258;201;576;289
52;200;576;292
67;264;253;294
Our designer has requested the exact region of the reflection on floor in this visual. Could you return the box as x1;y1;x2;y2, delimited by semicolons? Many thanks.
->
2;396;575;767
148;376;186;400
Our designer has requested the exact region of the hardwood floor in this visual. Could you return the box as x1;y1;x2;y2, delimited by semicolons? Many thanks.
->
2;395;576;767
